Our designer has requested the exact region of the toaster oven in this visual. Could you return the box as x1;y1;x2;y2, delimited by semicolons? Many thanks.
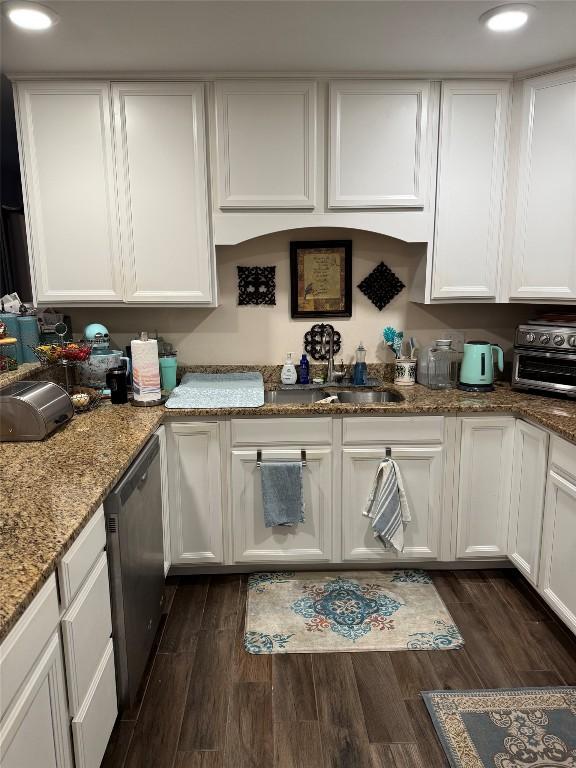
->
513;324;576;398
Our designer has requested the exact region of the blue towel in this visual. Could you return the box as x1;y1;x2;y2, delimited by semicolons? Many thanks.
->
260;461;305;528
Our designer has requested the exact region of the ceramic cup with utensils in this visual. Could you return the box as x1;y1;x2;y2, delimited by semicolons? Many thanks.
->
394;358;417;386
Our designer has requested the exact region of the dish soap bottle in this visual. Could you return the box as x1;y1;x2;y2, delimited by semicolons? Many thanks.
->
353;342;367;386
281;353;297;385
299;353;310;384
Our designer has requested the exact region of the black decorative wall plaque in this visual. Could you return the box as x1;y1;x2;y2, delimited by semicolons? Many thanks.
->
237;266;276;306
303;323;342;361
357;262;405;310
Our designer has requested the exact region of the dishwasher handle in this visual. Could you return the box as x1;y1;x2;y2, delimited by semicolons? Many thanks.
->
114;435;160;509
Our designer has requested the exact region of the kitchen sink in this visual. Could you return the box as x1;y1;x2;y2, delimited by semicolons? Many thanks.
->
263;389;331;404
334;390;404;404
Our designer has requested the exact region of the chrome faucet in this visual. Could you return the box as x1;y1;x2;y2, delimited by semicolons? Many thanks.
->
324;327;344;384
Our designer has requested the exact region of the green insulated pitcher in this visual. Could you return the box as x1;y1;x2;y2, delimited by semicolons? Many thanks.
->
458;340;504;392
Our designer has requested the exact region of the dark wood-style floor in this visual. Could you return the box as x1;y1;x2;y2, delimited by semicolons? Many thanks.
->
102;569;576;768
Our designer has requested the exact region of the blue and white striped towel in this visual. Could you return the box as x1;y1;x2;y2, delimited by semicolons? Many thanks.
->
362;458;411;552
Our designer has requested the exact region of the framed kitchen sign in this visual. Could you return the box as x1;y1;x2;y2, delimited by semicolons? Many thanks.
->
290;240;352;318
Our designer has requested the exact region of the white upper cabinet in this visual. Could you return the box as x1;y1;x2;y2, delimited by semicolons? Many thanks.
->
509;67;576;300
112;82;214;304
329;80;432;208
15;81;123;303
431;81;510;300
214;80;317;208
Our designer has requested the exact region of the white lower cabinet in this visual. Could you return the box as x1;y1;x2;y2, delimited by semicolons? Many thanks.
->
341;445;443;561
230;447;333;562
0;577;73;768
1;633;72;768
508;421;549;584
71;640;117;768
539;438;576;634
456;417;515;558
168;422;224;564
61;552;113;715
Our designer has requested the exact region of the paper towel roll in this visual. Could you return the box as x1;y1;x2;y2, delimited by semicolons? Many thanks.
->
131;337;161;402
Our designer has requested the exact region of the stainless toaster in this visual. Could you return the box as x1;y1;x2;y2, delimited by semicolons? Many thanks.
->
0;381;73;441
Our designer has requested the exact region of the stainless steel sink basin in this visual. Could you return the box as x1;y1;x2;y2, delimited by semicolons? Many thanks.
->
264;389;331;404
334;390;404;404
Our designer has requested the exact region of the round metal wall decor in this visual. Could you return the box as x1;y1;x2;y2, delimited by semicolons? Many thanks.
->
303;324;341;361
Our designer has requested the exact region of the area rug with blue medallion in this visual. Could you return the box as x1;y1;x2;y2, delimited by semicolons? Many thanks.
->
244;570;463;654
422;688;576;768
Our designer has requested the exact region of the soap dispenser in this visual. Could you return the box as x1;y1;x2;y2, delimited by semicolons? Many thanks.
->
353;342;367;386
281;353;297;385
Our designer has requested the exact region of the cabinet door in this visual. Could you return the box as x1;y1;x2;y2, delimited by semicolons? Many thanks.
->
15;81;122;303
341;446;443;561
329;80;431;208
508;421;548;584
510;67;576;300
456;417;514;558
230;448;332;562
112;82;213;303
0;633;73;768
168;423;224;564
215;80;317;208
539;470;576;634
432;81;510;299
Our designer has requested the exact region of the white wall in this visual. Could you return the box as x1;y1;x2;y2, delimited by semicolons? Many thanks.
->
64;228;535;364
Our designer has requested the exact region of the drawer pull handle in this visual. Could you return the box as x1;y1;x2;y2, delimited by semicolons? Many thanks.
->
256;449;307;468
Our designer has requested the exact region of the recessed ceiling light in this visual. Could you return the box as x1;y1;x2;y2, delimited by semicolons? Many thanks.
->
4;1;59;31
480;4;534;32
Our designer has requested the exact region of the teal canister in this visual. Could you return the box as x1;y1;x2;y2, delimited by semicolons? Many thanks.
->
159;353;178;393
458;340;504;392
0;313;23;363
17;315;40;363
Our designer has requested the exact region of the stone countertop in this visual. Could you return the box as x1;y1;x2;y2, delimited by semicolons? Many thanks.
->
3;382;576;643
0;403;164;643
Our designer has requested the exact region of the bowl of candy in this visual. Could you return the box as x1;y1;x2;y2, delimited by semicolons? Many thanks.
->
69;386;101;413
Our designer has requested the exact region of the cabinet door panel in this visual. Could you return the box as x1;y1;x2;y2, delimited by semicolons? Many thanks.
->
508;421;548;584
456;418;514;558
432;81;510;299
215;80;316;208
231;448;332;562
15;81;122;303
0;633;73;768
113;82;213;303
510;68;576;300
540;470;576;634
341;446;443;561
329;80;430;208
168;423;223;564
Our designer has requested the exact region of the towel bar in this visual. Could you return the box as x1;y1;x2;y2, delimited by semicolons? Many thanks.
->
256;449;307;467
385;447;392;458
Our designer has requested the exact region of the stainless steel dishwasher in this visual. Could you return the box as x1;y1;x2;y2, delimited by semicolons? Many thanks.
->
105;434;165;710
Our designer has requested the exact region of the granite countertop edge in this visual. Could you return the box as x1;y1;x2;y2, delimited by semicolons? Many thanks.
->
2;383;576;643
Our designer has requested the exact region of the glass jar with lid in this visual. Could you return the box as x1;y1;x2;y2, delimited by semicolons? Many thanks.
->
427;339;459;390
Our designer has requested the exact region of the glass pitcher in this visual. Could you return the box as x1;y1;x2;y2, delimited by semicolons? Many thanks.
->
427;339;458;390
